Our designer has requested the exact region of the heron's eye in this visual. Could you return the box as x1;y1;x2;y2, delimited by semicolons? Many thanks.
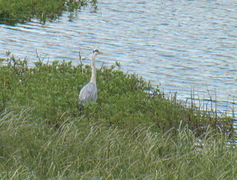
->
93;49;99;53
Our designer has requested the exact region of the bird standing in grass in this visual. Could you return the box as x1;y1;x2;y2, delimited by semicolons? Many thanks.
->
78;49;103;110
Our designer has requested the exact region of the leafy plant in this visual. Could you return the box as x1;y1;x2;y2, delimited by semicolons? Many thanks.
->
0;0;97;25
0;55;233;135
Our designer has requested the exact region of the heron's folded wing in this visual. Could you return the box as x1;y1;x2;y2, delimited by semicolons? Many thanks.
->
79;82;97;103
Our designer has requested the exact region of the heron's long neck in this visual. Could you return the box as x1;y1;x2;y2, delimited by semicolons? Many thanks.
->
90;54;96;84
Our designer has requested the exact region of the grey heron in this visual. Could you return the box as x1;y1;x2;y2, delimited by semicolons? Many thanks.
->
78;49;103;110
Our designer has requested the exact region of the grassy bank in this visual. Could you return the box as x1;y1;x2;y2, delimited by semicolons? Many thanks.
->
1;109;236;179
0;0;97;25
0;54;235;179
0;54;232;134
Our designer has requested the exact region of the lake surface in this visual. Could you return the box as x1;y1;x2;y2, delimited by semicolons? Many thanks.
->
1;0;237;116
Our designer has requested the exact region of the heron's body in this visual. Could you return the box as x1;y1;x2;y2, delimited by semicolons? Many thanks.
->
78;49;102;109
78;82;97;104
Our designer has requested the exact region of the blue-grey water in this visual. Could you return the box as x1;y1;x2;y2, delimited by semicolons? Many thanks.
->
1;0;237;116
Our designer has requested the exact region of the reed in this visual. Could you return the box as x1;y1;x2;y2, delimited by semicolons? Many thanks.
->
0;107;236;179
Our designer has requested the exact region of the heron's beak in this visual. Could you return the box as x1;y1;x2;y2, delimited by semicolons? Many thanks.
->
98;51;103;54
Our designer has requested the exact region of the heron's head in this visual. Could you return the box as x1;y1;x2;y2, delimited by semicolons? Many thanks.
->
93;49;103;55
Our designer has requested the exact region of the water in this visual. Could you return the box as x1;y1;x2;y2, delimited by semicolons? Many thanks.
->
1;0;237;116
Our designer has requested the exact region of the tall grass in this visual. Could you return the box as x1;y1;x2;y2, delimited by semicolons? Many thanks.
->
0;54;235;178
0;107;236;179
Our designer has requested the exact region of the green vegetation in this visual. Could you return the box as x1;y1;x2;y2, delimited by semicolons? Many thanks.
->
0;54;236;179
0;0;97;25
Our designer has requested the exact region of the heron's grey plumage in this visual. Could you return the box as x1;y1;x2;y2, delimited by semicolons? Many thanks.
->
78;49;102;110
79;82;97;105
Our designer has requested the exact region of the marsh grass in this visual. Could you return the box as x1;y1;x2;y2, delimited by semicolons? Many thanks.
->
0;54;232;134
0;107;237;179
0;0;97;25
0;55;236;178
